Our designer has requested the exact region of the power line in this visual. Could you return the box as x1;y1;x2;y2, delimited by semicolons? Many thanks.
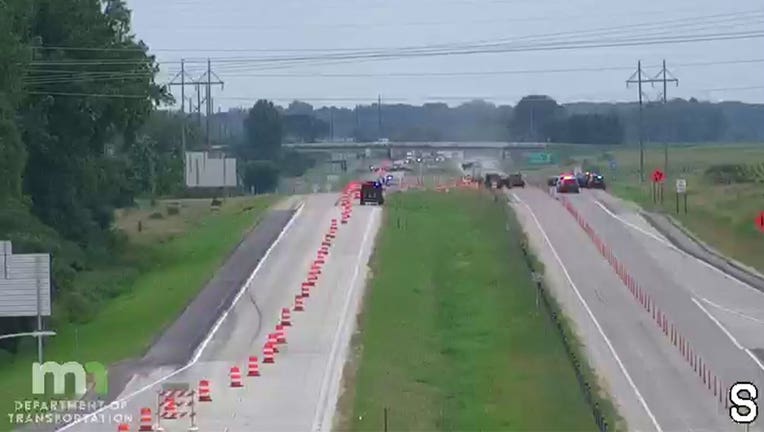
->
24;9;764;69
23;30;764;73
21;57;764;87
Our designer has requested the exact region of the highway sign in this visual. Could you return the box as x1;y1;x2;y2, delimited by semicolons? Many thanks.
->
676;179;687;194
757;211;764;233
526;152;553;165
651;169;666;183
609;159;617;169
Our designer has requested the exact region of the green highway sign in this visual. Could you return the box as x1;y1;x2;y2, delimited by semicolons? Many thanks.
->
526;152;553;164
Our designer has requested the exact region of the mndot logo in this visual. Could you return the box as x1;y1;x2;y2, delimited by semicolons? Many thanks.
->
31;361;108;395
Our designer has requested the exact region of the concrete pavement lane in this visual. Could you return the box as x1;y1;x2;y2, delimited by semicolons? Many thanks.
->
511;187;741;432
564;191;764;402
58;193;382;432
589;189;764;355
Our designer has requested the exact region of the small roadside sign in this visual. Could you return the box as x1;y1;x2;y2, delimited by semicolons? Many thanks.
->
676;179;687;194
609;159;617;170
651;169;665;183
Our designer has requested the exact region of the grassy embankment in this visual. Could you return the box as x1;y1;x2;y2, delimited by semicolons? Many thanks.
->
0;196;276;427
338;189;619;431
553;143;764;273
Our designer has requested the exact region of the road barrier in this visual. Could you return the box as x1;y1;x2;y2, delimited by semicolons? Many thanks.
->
248;356;261;377
229;366;243;388
557;194;730;411
294;295;305;311
129;182;360;429
263;342;275;363
138;408;153;431
197;380;212;402
275;324;287;344
281;308;292;326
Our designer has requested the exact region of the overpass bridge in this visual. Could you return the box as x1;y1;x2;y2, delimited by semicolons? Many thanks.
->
283;141;548;160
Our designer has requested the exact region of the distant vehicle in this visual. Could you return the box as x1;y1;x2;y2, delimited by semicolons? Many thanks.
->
588;173;606;190
360;181;384;205
484;173;505;189
369;164;377;172
576;172;589;187
557;175;580;193
508;173;525;187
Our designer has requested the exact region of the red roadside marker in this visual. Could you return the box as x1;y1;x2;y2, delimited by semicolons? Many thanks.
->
756;211;764;233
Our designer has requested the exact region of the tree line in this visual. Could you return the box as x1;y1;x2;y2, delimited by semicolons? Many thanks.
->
221;95;762;145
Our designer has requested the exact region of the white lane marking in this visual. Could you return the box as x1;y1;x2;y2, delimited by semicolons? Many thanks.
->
512;192;663;432
592;199;763;296
312;207;379;432
593;198;764;374
746;349;764;372
56;201;307;431
698;299;764;373
691;297;743;350
701;297;764;326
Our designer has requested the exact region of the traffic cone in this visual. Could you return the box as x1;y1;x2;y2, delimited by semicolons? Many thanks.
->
198;380;212;402
294;295;305;311
268;333;280;352
263;342;275;363
319;246;329;255
301;284;310;297
247;356;260;377
118;423;130;432
276;324;287;344
162;396;177;419
307;274;318;283
138;408;153;431
229;366;243;388
281;307;292;326
310;264;322;274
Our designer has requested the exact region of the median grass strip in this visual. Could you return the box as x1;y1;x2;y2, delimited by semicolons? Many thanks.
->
345;189;605;431
0;195;276;428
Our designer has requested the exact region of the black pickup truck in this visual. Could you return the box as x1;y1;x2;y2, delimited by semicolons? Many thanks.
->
360;181;384;205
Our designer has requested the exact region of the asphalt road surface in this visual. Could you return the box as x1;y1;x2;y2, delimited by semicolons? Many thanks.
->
510;186;764;432
56;193;382;432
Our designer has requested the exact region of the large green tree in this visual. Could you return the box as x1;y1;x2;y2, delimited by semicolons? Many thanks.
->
242;99;283;161
18;0;168;242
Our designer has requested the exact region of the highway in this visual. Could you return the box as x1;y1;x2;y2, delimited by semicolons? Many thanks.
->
56;192;382;432
510;184;764;432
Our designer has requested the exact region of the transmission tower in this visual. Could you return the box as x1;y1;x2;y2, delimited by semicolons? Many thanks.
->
195;59;224;151
167;59;198;155
626;60;678;182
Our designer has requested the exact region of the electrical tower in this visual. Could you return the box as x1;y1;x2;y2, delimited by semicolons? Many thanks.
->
195;59;224;151
626;60;679;182
167;59;198;155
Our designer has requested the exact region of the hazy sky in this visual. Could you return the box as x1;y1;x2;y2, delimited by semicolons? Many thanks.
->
125;0;764;109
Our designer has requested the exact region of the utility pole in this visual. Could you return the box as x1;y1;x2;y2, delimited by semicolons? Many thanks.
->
330;107;335;141
167;59;196;154
627;60;678;182
377;94;382;138
195;59;224;151
654;59;679;176
627;61;647;182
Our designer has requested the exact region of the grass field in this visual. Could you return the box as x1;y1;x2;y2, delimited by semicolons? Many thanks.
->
339;189;617;431
554;143;764;273
0;195;276;428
